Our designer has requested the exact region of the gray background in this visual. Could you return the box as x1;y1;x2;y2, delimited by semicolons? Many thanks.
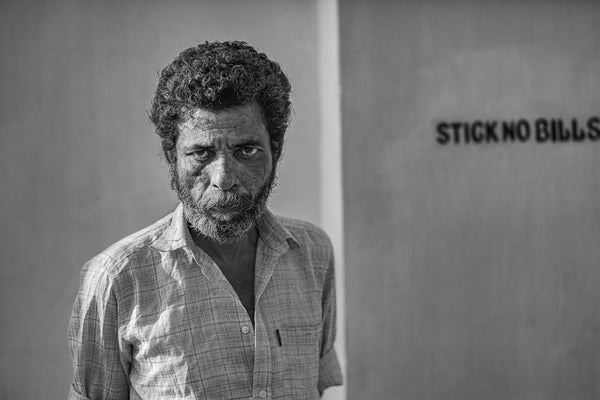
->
341;1;600;399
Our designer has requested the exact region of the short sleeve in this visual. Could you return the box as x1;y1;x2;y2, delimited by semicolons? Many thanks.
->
318;253;343;394
68;255;131;400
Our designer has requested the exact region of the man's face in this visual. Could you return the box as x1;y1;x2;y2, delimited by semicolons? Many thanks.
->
171;102;275;243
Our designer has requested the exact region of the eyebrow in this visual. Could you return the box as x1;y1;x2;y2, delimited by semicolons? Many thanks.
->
183;139;266;151
232;139;265;148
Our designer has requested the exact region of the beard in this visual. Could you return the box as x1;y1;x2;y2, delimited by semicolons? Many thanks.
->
170;164;276;244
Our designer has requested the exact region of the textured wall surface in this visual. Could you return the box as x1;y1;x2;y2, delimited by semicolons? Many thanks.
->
0;1;326;398
340;1;600;399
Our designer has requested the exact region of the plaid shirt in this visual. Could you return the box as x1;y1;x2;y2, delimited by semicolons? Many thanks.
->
68;204;342;400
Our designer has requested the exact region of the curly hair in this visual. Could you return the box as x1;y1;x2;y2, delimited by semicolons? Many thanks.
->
150;41;292;165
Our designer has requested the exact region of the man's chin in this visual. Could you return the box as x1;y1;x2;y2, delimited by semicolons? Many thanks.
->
182;205;256;242
201;216;255;244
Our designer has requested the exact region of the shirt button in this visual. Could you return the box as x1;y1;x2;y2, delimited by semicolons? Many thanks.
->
258;390;267;398
241;325;250;334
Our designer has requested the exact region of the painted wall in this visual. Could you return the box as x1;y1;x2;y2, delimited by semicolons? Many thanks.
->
0;1;343;398
340;1;600;399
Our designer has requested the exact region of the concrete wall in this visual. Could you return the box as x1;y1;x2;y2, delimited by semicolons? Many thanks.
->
0;1;342;398
340;1;600;399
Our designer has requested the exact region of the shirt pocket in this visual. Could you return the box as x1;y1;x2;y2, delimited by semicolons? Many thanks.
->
278;324;321;373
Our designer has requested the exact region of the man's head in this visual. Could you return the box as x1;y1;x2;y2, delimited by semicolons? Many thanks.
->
150;41;292;243
150;41;291;168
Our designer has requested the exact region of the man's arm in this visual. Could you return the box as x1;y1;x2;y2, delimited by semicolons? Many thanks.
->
68;256;130;400
318;254;343;395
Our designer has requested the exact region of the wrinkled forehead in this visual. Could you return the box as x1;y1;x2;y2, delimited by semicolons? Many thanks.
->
178;102;267;133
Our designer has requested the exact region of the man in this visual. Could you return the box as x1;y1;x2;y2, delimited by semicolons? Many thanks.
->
68;41;342;399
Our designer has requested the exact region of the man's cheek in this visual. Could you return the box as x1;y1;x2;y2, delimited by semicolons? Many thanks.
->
190;184;206;201
241;166;268;188
184;169;206;188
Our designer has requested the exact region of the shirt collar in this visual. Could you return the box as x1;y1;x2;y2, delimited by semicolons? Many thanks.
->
256;207;299;254
150;204;189;252
150;203;299;253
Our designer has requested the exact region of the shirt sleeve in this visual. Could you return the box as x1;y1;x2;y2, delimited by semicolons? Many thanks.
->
318;253;343;394
68;255;131;400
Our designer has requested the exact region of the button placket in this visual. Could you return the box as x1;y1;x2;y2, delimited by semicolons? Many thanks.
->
251;312;272;400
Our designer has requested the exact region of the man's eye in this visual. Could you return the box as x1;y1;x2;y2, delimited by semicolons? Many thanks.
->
189;149;213;159
238;147;259;157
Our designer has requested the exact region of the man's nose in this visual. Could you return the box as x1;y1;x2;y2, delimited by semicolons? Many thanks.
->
209;155;239;191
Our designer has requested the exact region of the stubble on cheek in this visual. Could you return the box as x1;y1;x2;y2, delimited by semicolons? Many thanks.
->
187;174;207;204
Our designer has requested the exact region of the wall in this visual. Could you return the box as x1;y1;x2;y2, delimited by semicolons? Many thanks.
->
341;1;600;399
0;1;338;398
318;1;345;399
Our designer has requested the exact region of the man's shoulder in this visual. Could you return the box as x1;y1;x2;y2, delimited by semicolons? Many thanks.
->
85;210;175;276
274;215;334;258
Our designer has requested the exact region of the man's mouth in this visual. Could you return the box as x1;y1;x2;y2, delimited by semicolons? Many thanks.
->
202;193;252;212
209;205;236;213
205;204;244;220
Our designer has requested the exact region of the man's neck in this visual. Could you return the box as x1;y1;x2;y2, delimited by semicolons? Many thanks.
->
189;225;259;325
190;227;259;264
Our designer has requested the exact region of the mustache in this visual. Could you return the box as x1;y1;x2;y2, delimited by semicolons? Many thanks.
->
200;190;255;211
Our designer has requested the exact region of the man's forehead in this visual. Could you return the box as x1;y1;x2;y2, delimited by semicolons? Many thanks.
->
179;103;265;132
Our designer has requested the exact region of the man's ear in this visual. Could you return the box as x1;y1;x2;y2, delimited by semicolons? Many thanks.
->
166;149;177;164
271;141;282;164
